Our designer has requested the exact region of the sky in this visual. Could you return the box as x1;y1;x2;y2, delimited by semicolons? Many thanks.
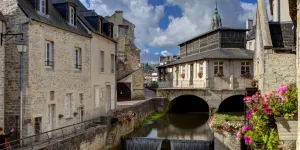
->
79;0;271;64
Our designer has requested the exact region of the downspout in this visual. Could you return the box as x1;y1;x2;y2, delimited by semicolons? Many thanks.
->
115;41;118;107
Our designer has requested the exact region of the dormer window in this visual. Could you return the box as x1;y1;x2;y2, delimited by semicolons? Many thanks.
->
37;0;47;14
69;6;75;25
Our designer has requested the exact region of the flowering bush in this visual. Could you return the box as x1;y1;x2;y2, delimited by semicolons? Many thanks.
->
111;110;135;125
237;84;297;150
209;114;243;134
250;79;258;88
181;73;185;79
198;72;203;78
215;71;223;77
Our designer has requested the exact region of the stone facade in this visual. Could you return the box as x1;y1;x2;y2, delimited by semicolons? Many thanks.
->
254;0;296;94
0;12;5;128
0;0;117;138
107;10;144;101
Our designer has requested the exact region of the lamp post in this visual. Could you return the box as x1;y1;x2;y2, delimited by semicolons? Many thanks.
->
16;38;27;143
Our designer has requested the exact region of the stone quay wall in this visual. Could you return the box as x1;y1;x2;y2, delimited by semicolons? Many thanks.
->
36;98;168;150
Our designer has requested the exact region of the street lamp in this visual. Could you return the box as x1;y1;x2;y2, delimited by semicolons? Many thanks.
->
16;38;27;143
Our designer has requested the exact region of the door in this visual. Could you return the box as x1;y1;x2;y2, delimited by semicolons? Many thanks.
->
111;85;115;110
190;64;194;85
106;85;111;113
47;104;55;138
77;107;83;129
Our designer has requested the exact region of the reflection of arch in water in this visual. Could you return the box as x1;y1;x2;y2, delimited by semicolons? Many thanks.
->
168;113;209;129
169;95;209;113
218;95;245;112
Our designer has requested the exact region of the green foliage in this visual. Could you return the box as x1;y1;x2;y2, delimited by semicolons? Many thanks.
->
142;112;164;125
209;113;244;133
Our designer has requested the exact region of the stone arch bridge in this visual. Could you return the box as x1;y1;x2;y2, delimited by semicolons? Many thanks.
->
157;88;246;112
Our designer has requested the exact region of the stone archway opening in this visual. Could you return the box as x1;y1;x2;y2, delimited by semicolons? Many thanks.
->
218;95;245;113
169;95;209;113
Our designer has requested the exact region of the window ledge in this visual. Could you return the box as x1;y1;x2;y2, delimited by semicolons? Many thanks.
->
65;116;73;119
74;68;82;72
99;72;105;74
45;66;53;69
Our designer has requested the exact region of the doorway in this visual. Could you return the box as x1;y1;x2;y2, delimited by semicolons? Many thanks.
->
106;85;111;113
47;104;55;138
34;117;42;141
77;107;84;129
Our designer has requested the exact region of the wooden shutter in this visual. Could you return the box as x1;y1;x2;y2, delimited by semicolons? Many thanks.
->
36;0;40;11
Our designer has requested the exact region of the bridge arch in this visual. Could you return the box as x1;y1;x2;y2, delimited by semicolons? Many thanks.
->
218;95;245;112
169;95;209;113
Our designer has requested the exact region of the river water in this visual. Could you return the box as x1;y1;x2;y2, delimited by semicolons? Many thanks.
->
123;113;214;150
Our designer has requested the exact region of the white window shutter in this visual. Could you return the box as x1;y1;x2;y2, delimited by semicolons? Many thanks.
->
64;96;67;116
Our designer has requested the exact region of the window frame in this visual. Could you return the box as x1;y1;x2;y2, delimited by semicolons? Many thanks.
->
214;61;224;75
74;48;82;70
111;54;115;74
100;51;105;73
241;61;250;75
37;0;46;14
69;6;75;25
45;41;53;67
181;65;186;74
65;93;72;118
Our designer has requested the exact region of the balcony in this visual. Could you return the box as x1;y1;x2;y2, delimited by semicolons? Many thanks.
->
158;77;252;90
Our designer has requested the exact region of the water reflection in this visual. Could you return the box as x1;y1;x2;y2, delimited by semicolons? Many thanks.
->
128;113;213;141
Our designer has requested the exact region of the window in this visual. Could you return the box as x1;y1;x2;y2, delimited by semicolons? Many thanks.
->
95;86;100;108
50;91;54;101
182;65;186;74
214;62;223;75
45;41;53;67
74;48;82;70
79;93;83;105
65;94;72;117
100;51;104;72
241;62;250;74
69;6;75;25
199;62;203;73
111;54;115;73
249;42;252;50
37;0;46;14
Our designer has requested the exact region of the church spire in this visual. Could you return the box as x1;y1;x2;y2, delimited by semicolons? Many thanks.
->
211;0;222;30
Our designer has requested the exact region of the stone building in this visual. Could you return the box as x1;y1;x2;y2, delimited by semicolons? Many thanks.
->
159;55;178;66
0;11;6;128
158;4;253;91
0;0;116;138
254;0;296;94
107;11;144;101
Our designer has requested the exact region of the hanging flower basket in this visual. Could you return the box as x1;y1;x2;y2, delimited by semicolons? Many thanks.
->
181;73;185;79
198;72;203;78
215;72;223;77
241;72;251;78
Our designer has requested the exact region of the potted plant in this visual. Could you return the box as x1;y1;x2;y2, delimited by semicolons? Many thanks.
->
215;71;223;77
198;72;203;79
181;73;185;79
268;84;298;141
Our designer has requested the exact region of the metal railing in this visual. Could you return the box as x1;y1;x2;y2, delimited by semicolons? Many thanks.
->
158;77;252;90
0;117;104;150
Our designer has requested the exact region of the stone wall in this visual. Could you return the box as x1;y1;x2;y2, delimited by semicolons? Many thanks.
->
214;131;241;150
31;98;168;150
131;69;144;100
0;22;4;128
0;0;29;136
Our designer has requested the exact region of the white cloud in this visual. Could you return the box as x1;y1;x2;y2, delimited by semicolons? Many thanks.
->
161;50;172;57
154;52;159;55
142;49;150;53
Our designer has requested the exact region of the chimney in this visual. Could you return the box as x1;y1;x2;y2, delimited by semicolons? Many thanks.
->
115;10;123;19
246;19;253;35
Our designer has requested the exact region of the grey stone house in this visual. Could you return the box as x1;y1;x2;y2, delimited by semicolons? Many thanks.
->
0;0;117;138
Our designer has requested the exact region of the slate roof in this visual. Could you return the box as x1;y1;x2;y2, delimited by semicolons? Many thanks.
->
246;26;256;40
159;48;254;67
17;0;116;42
179;27;249;46
0;11;6;22
269;22;295;48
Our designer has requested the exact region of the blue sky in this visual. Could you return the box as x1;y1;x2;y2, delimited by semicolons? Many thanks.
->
81;0;263;64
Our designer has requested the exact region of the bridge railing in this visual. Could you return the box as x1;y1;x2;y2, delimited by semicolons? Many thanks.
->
158;77;252;90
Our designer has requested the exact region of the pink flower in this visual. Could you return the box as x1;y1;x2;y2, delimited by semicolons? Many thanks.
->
246;110;253;118
242;125;253;133
252;108;258;113
244;136;253;145
264;108;273;115
243;96;252;103
276;85;289;96
263;104;269;109
236;131;242;139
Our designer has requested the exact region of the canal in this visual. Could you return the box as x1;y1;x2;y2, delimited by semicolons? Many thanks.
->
122;112;213;150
